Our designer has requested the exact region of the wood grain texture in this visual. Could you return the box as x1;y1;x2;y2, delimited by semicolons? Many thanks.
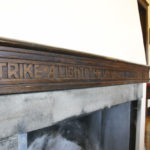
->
0;38;149;94
138;0;149;9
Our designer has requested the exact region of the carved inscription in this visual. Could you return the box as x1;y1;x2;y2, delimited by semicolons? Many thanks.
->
0;62;146;81
0;38;148;94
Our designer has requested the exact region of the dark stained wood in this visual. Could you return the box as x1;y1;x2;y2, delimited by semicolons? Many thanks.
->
147;85;150;99
138;0;149;9
0;38;148;95
138;2;147;50
138;0;149;64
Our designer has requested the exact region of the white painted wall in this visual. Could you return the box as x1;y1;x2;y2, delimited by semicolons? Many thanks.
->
0;0;147;150
0;0;146;65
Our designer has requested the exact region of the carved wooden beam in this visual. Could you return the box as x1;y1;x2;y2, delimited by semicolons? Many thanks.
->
0;38;149;94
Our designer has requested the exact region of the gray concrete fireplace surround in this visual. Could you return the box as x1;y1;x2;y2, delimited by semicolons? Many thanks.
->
0;83;143;150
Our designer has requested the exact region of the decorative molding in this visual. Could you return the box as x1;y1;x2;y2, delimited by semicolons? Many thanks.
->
0;38;149;94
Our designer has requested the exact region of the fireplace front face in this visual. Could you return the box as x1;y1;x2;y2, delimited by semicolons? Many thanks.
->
0;83;142;150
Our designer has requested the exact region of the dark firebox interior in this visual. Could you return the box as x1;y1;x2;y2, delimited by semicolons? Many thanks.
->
28;100;138;150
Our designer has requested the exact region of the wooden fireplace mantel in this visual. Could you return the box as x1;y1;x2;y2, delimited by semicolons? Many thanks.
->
0;38;148;94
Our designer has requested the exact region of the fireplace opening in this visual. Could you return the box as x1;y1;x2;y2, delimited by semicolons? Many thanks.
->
27;101;138;150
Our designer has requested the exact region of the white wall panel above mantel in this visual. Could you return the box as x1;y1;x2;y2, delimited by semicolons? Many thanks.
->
0;0;146;65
